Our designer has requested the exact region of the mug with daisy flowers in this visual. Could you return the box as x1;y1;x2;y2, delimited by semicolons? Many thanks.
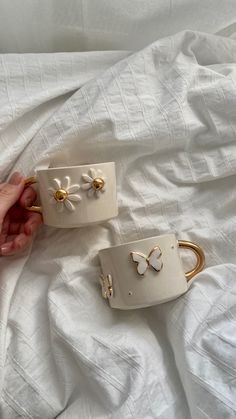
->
25;162;118;228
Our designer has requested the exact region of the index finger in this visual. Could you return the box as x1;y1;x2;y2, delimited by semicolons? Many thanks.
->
0;173;24;230
19;186;37;208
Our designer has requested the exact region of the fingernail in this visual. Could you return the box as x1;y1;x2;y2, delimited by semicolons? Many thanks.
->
17;238;25;247
9;172;23;185
1;243;12;254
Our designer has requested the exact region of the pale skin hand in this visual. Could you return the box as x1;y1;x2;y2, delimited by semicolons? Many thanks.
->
0;172;43;256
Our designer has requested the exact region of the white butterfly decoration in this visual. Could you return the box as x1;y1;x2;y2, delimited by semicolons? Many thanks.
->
130;246;163;275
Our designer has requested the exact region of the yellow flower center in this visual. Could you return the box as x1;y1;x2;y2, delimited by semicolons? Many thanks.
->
92;177;105;191
54;188;68;202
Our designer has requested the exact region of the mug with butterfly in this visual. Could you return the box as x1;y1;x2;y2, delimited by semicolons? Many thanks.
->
99;234;205;309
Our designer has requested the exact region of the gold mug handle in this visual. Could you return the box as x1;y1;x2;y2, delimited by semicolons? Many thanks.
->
178;240;205;281
24;176;42;214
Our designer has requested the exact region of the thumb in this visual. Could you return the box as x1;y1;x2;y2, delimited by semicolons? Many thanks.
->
0;172;24;229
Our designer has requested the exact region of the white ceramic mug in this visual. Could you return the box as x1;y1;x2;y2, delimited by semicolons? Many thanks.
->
99;234;205;309
25;162;118;228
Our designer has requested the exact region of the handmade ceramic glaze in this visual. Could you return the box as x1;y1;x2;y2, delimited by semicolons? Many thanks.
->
99;234;205;309
25;162;117;227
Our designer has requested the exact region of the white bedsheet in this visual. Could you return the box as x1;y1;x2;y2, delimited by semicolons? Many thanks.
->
1;0;236;53
0;31;236;418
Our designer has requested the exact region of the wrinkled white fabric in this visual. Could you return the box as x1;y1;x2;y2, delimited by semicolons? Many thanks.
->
0;31;236;418
0;0;236;52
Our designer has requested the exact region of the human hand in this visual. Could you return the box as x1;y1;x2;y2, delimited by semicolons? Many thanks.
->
0;172;43;256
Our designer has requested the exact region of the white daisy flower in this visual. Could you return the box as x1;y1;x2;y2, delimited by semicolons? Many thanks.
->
81;168;106;198
48;176;81;212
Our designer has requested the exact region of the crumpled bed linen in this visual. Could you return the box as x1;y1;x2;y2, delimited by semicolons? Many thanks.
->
0;30;236;418
1;0;236;52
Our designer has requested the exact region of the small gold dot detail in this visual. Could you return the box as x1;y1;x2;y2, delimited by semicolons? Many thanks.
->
92;177;105;191
54;189;68;202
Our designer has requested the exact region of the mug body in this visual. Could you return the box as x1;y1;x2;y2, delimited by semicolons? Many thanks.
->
36;162;117;227
99;234;188;309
